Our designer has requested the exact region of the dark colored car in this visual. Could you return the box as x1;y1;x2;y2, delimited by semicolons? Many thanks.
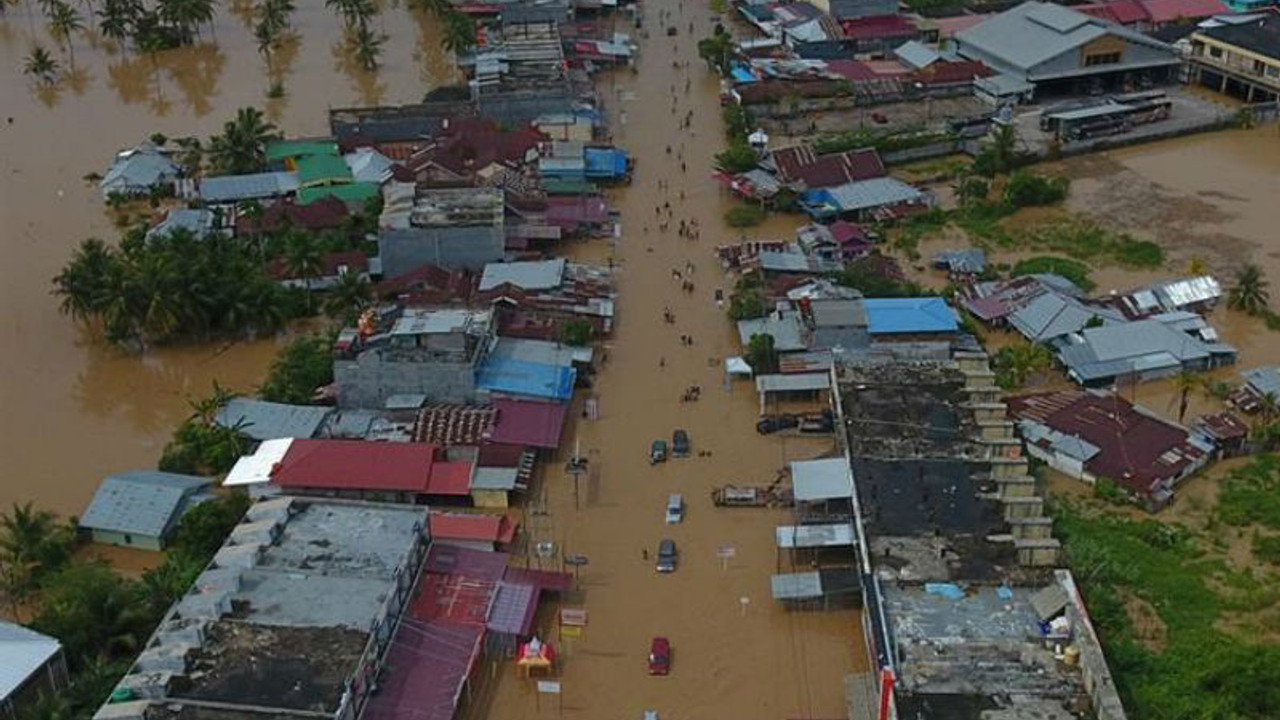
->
756;414;799;435
650;439;668;465
648;637;671;675
672;429;690;457
656;539;677;573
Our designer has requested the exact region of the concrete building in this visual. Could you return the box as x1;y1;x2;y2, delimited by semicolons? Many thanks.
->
956;2;1180;100
78;471;214;550
378;186;507;277
1;623;69;720
94;497;428;720
334;307;495;408
1187;14;1280;102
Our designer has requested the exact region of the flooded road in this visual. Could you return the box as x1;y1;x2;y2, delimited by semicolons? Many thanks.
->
473;7;867;720
0;2;455;515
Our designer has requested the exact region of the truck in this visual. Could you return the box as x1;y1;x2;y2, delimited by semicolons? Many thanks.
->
711;484;793;508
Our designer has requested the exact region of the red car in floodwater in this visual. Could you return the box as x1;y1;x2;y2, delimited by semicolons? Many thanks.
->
648;637;671;675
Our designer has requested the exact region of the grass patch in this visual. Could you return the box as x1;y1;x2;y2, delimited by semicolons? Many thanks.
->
1216;455;1280;530
725;203;766;228
1017;218;1164;268
1010;256;1095;292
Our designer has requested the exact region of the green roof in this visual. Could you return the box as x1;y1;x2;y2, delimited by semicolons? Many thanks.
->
296;154;354;187
297;182;380;206
542;178;597;195
265;138;339;163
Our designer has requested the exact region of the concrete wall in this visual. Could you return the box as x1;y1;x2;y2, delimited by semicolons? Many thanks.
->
335;353;477;409
378;225;505;278
90;528;164;551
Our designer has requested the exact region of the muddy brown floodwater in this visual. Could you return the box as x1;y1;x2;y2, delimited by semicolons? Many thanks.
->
0;2;456;516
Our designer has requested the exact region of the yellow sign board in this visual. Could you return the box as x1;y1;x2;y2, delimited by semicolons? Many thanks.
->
560;625;583;638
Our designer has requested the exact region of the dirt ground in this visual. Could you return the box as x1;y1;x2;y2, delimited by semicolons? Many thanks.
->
471;5;869;720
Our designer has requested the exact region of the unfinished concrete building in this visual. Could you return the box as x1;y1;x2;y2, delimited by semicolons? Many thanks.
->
833;348;1125;720
94;497;428;720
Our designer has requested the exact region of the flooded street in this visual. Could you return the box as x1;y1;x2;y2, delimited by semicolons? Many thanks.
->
472;5;866;720
0;1;455;515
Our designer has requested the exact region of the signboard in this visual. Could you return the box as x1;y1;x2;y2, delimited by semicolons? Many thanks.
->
716;545;737;559
560;625;583;638
537;681;562;694
564;554;589;566
561;608;588;626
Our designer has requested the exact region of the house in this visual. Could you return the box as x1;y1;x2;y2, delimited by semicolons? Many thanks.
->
828;0;897;21
403;117;545;185
214;398;334;441
1008;390;1211;509
796;221;875;261
955;2;1181;100
1;623;69;720
1056;311;1236;386
100;141;180;198
963;273;1086;325
265;439;473;502
198;171;300;204
838;14;921;56
264;138;340;168
1188;14;1280;102
295;154;354;189
863;297;959;338
799;176;929;221
738;310;809;353
801;297;871;352
1117;275;1222;317
234;196;350;235
480;259;567;293
1192;411;1249;457
1076;0;1228;30
146;208;226;242
428;512;519;551
378;186;507;277
344;147;398;184
269;249;369;290
1008;291;1125;343
768;145;886;190
78;471;214;550
334;307;496;408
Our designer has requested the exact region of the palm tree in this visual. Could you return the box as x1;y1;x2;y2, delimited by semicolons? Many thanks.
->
350;18;385;71
989;124;1017;175
1173;370;1202;424
158;0;215;42
132;251;181;342
207;106;277;174
440;9;475;54
324;268;372;320
0;503;74;616
1228;263;1270;316
411;0;448;17
188;382;235;424
22;44;60;85
52;237;117;324
97;0;137;50
282;231;324;312
173;135;204;175
327;0;373;28
45;0;84;66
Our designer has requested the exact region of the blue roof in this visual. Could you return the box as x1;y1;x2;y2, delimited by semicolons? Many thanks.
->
476;355;577;401
730;64;759;83
583;148;629;178
863;297;959;334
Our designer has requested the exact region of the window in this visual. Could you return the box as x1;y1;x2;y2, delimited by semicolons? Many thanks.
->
1267;65;1280;79
124;534;133;545
1085;52;1121;67
1253;60;1266;76
1209;46;1223;59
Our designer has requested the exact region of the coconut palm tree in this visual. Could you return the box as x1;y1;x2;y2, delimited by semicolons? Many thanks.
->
350;18;385;70
282;231;324;312
0;503;74;616
97;0;138;49
22;44;60;84
1228;263;1270;316
327;0;373;28
207;106;277;174
52;237;118;324
45;0;84;66
440;9;475;54
1173;370;1203;424
158;0;216;42
324;267;372;320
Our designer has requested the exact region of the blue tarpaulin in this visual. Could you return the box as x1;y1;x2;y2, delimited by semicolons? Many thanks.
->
583;148;629;179
476;356;576;401
730;64;758;84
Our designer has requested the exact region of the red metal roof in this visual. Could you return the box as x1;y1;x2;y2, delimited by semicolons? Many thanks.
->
933;13;990;37
771;146;886;188
272;439;437;492
429;461;475;496
912;59;992;86
358;619;485;720
825;59;880;81
1141;0;1226;23
236;196;349;234
429;512;518;544
840;14;917;40
1008;392;1205;496
488;398;569;449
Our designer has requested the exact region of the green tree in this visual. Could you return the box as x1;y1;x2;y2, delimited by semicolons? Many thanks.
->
207;106;278;174
46;0;84;66
281;230;324;311
158;0;216;41
993;343;1053;390
350;18;386;71
23;45;61;85
323;268;373;321
440;9;475;54
30;561;152;664
955;176;988;206
1229;263;1270;316
97;0;140;49
559;318;594;346
713;139;758;173
327;0;374;28
0;502;75;617
745;333;777;374
258;333;336;404
697;29;733;75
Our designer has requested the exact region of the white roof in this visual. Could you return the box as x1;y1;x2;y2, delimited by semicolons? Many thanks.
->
790;457;853;501
223;438;294;487
0;622;61;700
479;259;567;291
756;373;831;393
345;147;395;184
725;356;754;375
771;571;823;600
776;522;856;548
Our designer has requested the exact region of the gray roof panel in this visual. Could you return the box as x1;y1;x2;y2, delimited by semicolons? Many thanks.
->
80;472;211;539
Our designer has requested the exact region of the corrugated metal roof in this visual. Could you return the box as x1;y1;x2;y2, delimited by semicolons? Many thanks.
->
1009;293;1121;342
476;356;577;401
1243;366;1280;397
756;373;831;393
296;154;354;186
737;312;806;352
776;523;856;548
200;171;299;202
811;177;923;213
790;457;853;501
895;40;941;69
479;259;566;291
471;467;520;491
80;471;211;539
771;571;824;600
265;138;338;162
0;622;60;700
863;297;958;334
215;398;332;441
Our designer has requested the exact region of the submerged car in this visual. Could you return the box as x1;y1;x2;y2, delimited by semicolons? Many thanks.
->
648;637;671;675
672;429;690;457
656;539;677;573
665;494;684;524
650;439;668;465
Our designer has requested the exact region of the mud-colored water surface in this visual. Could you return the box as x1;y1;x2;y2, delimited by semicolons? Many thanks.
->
0;1;455;515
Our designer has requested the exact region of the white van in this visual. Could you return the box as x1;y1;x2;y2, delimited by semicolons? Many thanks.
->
665;494;684;524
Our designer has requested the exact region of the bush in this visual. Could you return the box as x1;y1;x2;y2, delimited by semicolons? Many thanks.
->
833;261;927;298
728;287;767;320
714;140;759;173
722;103;753;141
559;319;595;347
1253;534;1280;564
746;333;777;374
1003;170;1069;208
259;333;336;404
1010;256;1094;292
725;203;766;228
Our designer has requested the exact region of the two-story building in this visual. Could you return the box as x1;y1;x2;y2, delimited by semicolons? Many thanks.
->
1187;14;1280;102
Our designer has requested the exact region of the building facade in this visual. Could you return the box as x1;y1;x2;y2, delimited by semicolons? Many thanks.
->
1187;15;1280;102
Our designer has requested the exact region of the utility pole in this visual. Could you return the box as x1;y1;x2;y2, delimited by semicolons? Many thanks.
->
565;438;588;510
